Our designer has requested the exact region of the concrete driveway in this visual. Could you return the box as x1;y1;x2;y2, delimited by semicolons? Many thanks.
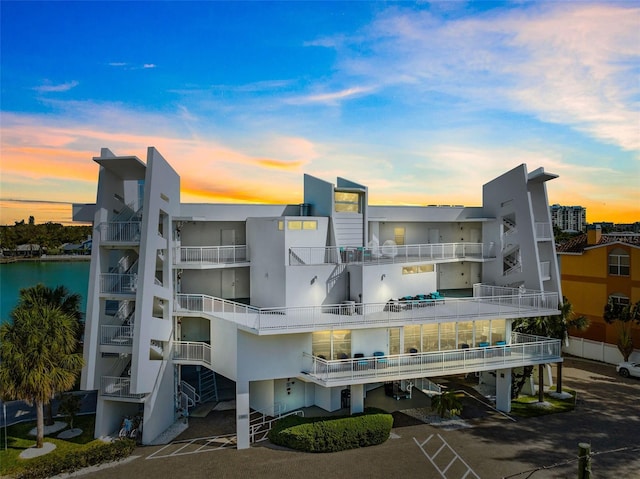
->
74;357;640;479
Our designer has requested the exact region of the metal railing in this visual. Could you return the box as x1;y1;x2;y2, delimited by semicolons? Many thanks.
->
249;406;304;443
98;221;142;243
179;380;199;408
535;222;553;240
175;284;560;334
100;325;133;346
100;273;137;294
100;376;146;399
175;245;248;265
302;332;561;385
289;242;488;266
173;341;213;367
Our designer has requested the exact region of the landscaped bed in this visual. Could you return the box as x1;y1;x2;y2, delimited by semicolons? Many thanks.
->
0;415;136;479
510;387;576;418
268;408;393;453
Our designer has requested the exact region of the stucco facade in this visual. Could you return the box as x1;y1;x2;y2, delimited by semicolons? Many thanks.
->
76;147;563;448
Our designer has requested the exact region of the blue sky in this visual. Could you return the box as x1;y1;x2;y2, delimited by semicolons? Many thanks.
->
1;1;638;225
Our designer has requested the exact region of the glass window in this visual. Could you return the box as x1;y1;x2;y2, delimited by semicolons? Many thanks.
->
475;320;491;345
457;322;474;347
609;294;630;308
422;323;439;351
404;325;421;353
389;328;400;355
490;319;506;344
312;331;331;359
440;323;456;350
288;220;302;230
418;264;434;273
608;248;630;276
332;330;351;359
394;227;406;245
302;220;317;230
335;191;361;213
402;266;417;275
278;220;284;231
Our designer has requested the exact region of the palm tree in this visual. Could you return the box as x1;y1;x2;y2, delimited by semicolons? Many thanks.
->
15;284;85;425
604;299;640;362
430;391;462;419
512;296;589;400
0;299;84;448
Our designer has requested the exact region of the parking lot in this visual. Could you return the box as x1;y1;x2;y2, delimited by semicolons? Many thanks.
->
79;357;640;479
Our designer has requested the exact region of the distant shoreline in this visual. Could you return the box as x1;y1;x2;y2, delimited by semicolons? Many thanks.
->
0;255;91;264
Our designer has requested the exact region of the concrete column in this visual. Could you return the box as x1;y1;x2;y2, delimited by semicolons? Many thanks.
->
236;380;250;450
495;368;512;413
350;384;364;414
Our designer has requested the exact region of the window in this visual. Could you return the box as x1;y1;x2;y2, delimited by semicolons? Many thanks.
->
286;220;316;230
609;294;630;308
335;191;361;213
302;220;317;230
490;319;506;344
394;227;405;245
608;248;630;276
404;325;421;352
278;220;284;231
312;330;351;359
457;322;474;347
288;221;302;230
402;264;434;275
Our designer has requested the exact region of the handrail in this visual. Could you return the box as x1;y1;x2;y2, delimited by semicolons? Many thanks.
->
100;273;137;294
100;376;146;399
175;245;248;265
100;324;133;346
173;341;213;367
175;284;560;334
98;221;142;243
302;333;562;385
289;242;489;266
249;408;304;443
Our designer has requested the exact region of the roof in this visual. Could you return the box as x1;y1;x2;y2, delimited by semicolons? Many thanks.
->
556;233;640;254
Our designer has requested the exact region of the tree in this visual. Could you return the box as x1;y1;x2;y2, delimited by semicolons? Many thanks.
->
58;392;82;430
604;299;640;362
512;297;589;399
0;293;84;448
430;391;462;419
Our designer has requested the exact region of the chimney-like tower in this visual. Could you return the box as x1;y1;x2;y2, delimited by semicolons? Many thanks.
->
587;225;602;245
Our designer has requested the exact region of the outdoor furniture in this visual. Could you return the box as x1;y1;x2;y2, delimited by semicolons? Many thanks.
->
354;353;368;368
373;351;387;367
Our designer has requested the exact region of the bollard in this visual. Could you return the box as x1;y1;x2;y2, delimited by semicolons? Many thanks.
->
578;442;591;479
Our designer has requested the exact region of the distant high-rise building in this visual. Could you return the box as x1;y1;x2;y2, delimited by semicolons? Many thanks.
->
550;204;586;232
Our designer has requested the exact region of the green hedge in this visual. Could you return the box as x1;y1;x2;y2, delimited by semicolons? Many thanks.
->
12;439;136;479
268;412;393;453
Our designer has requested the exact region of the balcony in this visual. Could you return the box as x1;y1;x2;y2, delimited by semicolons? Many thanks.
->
173;340;212;368
301;332;562;387
100;325;133;347
289;242;491;266
100;376;146;399
100;273;137;295
98;221;142;244
174;284;560;335
535;222;553;241
175;245;248;266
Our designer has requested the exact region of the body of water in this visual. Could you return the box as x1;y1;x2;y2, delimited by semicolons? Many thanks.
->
0;260;90;325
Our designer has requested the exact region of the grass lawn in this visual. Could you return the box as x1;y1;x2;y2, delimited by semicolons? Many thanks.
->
0;414;100;476
510;387;576;418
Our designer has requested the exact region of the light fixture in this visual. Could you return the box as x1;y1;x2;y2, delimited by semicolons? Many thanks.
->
311;275;318;285
381;274;386;281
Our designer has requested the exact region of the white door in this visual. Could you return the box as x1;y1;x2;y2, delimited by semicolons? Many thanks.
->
221;229;236;262
221;269;236;299
429;229;440;244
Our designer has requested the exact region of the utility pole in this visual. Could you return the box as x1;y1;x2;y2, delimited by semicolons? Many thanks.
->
578;442;591;479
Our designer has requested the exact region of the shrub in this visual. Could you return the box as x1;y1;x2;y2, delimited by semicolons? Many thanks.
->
268;412;393;453
13;439;136;479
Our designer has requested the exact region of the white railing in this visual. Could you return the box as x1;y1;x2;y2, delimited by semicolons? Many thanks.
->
100;376;146;399
173;341;213;367
535;222;553;240
249;406;304;443
98;221;142;243
175;285;560;334
100;273;137;294
289;242;488;266
100;325;133;346
302;332;561;385
179;380;199;407
175;245;248;265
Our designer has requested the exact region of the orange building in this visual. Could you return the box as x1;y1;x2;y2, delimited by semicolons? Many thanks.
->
557;227;640;346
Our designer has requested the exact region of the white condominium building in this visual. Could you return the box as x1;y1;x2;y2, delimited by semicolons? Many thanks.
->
76;147;563;448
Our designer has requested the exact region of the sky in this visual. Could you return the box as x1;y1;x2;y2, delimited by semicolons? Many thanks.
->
1;1;639;226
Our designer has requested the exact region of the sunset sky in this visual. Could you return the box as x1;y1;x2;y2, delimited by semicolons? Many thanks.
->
1;1;638;226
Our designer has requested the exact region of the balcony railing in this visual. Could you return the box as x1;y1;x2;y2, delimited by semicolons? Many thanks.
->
100;273;137;294
289;242;488;266
100;325;133;346
301;332;562;386
175;284;560;335
100;376;146;399
98;221;142;243
535;222;553;241
173;341;212;367
175;245;248;265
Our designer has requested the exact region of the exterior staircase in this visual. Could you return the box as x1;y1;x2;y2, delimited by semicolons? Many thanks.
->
198;368;218;403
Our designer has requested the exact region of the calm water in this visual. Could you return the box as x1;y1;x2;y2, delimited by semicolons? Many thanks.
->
0;260;90;325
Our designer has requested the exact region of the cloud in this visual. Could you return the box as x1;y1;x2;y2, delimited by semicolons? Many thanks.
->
287;86;376;105
108;62;128;67
143;63;157;69
33;80;79;93
317;3;640;151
